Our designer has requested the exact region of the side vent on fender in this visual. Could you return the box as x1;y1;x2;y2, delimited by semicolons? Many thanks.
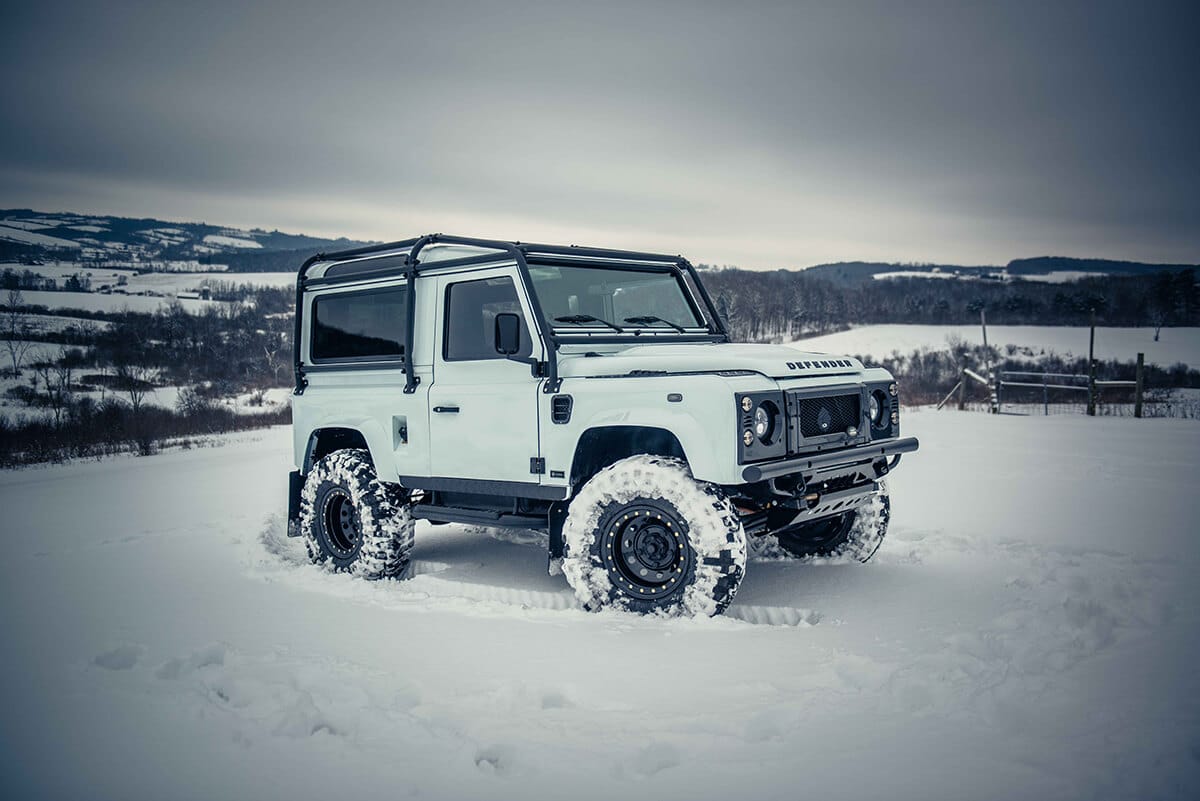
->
551;394;573;424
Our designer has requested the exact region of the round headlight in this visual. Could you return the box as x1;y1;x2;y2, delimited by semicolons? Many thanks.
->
753;404;770;437
870;390;889;426
753;402;777;442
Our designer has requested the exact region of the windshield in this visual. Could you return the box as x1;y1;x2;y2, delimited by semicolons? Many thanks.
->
527;265;706;331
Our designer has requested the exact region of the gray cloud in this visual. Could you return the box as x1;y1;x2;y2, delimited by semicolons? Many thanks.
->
1;1;1196;267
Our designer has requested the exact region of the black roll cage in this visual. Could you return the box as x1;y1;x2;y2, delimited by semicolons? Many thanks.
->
293;233;730;395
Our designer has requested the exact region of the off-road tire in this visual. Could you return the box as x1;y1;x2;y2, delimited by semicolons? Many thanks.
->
299;449;414;578
769;484;890;562
561;455;747;616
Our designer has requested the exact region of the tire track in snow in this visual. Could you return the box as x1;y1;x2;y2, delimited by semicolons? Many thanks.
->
257;515;819;625
725;605;821;627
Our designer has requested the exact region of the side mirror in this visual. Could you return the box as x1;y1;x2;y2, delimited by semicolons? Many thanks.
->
494;312;521;355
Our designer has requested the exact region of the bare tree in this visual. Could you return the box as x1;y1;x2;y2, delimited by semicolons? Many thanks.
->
116;361;157;456
116;362;155;417
34;362;70;428
3;287;35;377
1149;308;1166;342
262;332;288;384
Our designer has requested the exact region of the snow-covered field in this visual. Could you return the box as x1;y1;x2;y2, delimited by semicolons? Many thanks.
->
121;270;296;293
0;223;81;249
17;289;227;314
871;270;1113;284
794;325;1200;368
203;233;262;249
0;412;1196;800
0;378;290;423
4;262;296;308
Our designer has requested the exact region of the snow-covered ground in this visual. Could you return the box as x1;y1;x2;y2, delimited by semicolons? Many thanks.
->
0;378;290;423
872;270;962;281
1015;270;1110;283
121;270;296;293
4;261;295;299
0;412;1196;800
870;269;1140;284
202;233;262;249
0;223;81;249
794;325;1200;368
17;289;228;314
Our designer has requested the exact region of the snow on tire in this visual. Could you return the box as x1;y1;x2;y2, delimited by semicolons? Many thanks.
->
561;455;747;617
299;449;414;579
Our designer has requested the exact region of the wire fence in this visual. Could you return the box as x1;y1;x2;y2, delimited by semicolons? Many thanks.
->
951;378;1198;418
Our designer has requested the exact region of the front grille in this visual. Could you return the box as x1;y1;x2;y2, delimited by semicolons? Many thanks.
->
798;394;860;437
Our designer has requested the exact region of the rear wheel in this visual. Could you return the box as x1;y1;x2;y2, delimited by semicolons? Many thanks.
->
561;456;746;616
299;449;414;578
770;485;890;562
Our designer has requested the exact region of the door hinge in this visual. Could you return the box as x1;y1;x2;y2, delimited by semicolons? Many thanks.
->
530;457;546;475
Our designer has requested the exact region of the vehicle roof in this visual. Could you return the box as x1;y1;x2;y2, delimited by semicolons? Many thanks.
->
300;233;690;287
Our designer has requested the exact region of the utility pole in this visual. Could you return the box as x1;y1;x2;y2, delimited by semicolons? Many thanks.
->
1086;309;1097;416
1134;352;1145;418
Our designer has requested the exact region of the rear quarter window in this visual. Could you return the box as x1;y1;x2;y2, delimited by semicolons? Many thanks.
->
311;286;407;362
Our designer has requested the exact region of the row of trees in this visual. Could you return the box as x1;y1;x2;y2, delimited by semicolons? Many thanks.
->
1;287;294;465
702;268;1198;342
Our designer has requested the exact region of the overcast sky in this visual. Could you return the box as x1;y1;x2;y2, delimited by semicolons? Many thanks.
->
1;1;1196;268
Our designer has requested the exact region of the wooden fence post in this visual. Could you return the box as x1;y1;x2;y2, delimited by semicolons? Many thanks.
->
1086;309;1097;416
957;366;966;410
980;309;998;414
1134;352;1145;418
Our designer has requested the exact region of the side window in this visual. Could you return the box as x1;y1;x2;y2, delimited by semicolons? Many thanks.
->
444;276;533;361
311;285;407;362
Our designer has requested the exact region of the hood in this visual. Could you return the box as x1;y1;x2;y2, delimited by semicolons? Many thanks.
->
557;342;863;380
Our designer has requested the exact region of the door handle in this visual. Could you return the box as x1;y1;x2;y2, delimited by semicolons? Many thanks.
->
433;405;460;414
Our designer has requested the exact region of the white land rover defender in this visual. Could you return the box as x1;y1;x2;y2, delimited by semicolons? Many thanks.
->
288;234;918;616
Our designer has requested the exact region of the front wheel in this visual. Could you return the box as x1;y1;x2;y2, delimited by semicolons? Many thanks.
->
769;484;890;562
561;456;747;616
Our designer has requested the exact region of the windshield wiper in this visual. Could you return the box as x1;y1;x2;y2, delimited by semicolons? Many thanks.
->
553;314;625;333
623;315;686;333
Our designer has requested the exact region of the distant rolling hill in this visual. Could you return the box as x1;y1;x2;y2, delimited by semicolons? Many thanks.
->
0;209;374;272
802;256;1196;286
4;208;1195;282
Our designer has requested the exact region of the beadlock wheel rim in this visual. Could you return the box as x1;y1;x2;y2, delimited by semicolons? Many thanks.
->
602;502;687;600
321;488;361;558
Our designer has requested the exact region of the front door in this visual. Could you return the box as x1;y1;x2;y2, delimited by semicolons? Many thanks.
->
428;269;542;484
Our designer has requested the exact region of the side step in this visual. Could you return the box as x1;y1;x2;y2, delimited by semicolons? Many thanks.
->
411;504;547;529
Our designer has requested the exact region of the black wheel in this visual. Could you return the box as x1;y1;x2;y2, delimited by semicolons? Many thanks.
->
562;456;746;616
299;449;414;578
771;487;890;562
597;498;695;606
320;487;362;558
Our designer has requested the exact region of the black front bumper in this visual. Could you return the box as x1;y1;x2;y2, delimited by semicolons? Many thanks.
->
741;436;920;483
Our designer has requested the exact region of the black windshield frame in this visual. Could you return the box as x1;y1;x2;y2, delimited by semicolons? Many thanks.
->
526;260;709;334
